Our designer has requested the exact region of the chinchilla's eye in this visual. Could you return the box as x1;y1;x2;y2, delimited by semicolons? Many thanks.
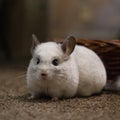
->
36;58;40;65
52;59;59;66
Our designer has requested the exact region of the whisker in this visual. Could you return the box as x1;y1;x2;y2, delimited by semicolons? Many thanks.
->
13;71;27;79
26;70;78;88
55;72;78;89
12;74;26;80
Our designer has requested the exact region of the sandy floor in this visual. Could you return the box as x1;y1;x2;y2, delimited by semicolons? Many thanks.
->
0;64;120;120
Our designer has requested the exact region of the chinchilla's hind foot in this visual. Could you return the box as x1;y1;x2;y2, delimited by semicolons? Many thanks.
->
104;77;120;92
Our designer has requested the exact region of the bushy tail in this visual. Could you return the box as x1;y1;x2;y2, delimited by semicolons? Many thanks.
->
104;76;120;91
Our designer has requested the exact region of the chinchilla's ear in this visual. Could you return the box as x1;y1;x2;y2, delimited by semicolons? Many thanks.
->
61;36;76;57
31;34;40;55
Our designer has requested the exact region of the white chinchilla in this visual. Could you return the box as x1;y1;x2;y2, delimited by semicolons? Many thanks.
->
26;34;108;99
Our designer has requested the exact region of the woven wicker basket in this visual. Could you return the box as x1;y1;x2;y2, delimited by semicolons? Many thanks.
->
54;38;120;80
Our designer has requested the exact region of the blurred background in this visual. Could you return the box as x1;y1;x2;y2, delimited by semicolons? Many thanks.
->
0;0;120;63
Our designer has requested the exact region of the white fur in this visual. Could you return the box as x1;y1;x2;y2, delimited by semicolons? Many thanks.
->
26;42;107;98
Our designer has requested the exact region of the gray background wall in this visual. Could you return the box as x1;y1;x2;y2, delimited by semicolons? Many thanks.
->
0;0;120;62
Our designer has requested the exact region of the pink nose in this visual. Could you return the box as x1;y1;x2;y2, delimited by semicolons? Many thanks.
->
41;73;47;77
